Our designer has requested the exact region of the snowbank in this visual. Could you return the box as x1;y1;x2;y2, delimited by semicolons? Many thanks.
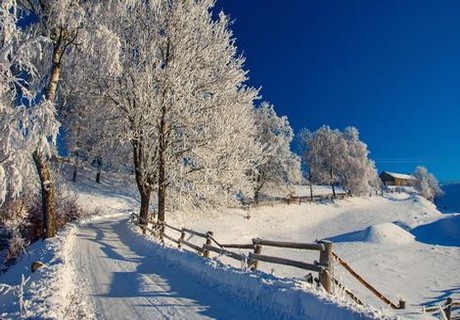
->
0;225;94;319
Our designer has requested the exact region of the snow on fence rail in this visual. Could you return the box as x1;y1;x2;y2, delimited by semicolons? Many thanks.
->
131;212;410;311
423;298;460;320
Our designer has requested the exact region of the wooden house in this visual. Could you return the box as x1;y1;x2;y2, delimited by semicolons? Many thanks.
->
379;171;417;186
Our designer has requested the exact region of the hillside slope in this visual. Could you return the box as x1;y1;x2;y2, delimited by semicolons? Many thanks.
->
1;171;458;319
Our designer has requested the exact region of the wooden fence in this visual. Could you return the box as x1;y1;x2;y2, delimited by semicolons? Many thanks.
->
131;213;334;293
423;298;460;320
287;192;349;205
332;252;405;309
131;213;443;312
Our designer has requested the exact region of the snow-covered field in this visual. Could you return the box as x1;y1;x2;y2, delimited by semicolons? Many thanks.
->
0;171;458;319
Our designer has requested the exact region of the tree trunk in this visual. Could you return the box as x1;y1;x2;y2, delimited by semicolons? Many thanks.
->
308;169;314;202
254;188;260;204
330;170;336;198
157;103;168;223
72;165;77;182
95;157;102;183
46;29;63;102
33;150;56;238
157;139;167;222
254;174;263;204
131;138;152;225
32;30;64;239
157;174;166;222
139;189;151;225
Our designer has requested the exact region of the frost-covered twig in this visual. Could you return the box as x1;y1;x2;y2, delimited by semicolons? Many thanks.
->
19;274;30;317
0;282;15;295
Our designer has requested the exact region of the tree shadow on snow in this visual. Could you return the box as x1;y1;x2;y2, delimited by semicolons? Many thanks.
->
88;219;270;320
422;286;460;307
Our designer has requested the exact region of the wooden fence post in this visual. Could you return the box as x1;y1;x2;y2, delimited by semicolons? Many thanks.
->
178;229;185;249
398;299;406;310
445;297;452;320
203;231;213;258
251;243;262;271
318;240;333;294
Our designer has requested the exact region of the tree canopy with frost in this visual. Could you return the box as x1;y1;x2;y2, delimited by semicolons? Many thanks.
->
0;0;123;237
251;102;302;203
412;166;444;201
89;0;263;223
299;125;379;196
0;0;59;207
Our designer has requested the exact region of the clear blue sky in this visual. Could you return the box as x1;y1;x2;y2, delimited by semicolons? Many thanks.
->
216;0;460;183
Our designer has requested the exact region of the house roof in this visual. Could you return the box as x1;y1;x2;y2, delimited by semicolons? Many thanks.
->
381;171;417;180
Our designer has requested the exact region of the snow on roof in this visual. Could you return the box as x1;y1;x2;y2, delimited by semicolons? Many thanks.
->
382;171;417;180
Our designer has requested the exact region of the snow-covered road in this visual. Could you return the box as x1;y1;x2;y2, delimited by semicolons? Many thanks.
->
73;215;269;320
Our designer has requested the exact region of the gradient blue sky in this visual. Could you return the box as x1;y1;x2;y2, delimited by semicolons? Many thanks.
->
216;1;460;183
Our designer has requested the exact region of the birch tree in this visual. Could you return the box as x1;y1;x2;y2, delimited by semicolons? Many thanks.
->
17;0;125;237
0;0;59;207
252;102;302;203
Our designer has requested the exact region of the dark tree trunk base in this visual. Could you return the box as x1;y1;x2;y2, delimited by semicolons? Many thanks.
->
33;150;56;239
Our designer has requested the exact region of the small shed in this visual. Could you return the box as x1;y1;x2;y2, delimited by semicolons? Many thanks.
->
379;171;417;186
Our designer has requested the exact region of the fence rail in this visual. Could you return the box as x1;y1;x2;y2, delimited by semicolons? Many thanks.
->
287;192;349;205
131;212;333;293
332;252;405;309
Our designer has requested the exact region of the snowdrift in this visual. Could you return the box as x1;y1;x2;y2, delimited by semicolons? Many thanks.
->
326;222;415;246
363;223;415;245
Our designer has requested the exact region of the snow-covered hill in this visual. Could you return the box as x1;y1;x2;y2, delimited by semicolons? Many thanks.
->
0;171;458;319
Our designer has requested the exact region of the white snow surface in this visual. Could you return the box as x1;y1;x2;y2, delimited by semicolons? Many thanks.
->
0;171;458;319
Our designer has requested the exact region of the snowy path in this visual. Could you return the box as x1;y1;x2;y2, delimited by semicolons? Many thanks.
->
73;215;268;320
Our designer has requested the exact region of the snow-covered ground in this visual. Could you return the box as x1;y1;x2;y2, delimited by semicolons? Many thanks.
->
0;171;458;319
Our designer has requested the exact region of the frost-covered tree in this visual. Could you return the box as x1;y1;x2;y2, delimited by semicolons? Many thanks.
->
300;126;345;197
11;0;88;238
252;102;302;203
60;94;129;183
0;1;59;206
413;166;444;201
341;127;380;195
17;0;126;237
95;0;263;223
299;125;378;197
